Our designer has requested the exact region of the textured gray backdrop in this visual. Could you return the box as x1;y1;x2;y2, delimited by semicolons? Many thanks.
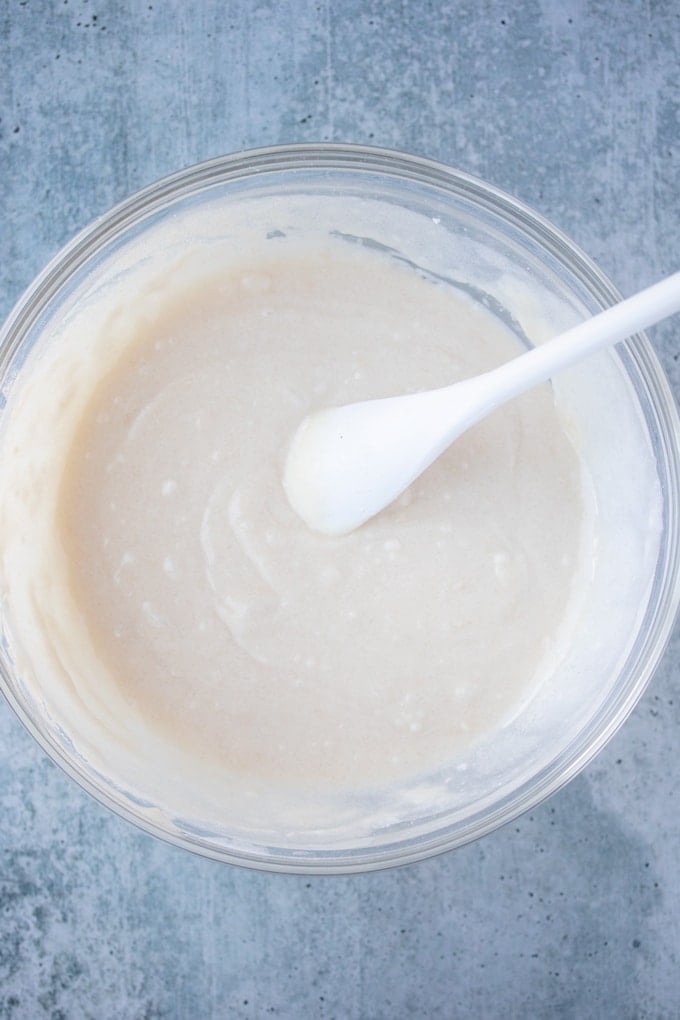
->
1;2;679;1018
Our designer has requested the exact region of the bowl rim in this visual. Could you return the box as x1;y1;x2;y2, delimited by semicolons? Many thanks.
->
1;142;679;874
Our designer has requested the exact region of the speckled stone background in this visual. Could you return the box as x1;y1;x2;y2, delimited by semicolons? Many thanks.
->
1;2;679;1018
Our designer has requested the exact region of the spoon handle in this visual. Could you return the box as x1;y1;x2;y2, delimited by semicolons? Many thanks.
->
479;270;680;405
483;273;680;403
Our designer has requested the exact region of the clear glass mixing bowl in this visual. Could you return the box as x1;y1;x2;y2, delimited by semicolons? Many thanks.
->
0;144;678;873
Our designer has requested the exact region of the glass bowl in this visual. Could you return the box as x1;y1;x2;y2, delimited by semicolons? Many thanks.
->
0;144;678;873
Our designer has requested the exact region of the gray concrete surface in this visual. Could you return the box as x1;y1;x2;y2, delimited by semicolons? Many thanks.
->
1;2;679;1017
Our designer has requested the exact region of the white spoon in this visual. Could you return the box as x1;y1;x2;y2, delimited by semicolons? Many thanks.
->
283;272;680;536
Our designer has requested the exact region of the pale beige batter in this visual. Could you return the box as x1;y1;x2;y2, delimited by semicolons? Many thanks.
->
41;239;588;788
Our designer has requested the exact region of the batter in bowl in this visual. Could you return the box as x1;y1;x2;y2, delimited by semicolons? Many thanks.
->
0;234;592;799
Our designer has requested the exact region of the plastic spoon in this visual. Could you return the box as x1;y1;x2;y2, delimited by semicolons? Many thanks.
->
283;271;680;535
